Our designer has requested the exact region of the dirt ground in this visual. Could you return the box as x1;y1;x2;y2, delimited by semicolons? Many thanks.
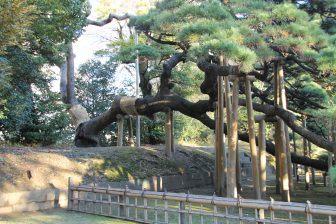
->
0;145;214;192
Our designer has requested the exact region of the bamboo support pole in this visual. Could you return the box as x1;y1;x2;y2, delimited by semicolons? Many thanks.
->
117;114;124;147
244;76;261;200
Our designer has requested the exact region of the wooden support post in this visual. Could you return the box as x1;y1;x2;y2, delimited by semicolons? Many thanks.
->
302;116;310;191
127;116;134;146
117;114;124;146
275;119;290;202
236;139;242;194
328;152;334;193
329;119;335;193
275;129;281;195
215;56;226;196
67;177;73;210
292;130;299;183
227;77;239;198
285;126;294;191
258;119;267;199
276;62;293;192
170;110;175;154
308;142;316;185
165;109;173;158
244;76;261;199
274;63;281;195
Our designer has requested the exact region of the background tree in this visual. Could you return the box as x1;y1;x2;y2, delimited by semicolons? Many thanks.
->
0;0;90;145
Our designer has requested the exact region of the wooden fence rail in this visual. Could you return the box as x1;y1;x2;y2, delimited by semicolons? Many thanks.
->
68;178;336;224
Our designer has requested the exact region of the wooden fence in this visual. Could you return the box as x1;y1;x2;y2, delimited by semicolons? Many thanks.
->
68;178;336;224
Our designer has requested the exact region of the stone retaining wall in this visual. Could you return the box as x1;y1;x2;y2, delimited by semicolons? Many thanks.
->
0;188;67;214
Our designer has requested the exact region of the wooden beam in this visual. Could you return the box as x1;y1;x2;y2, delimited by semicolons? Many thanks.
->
244;77;261;199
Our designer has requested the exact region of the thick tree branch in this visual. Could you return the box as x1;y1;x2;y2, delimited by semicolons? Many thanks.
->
240;100;336;153
75;94;328;170
159;52;187;95
87;13;130;26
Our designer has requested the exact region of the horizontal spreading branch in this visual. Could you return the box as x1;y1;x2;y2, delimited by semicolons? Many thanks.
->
87;13;130;26
75;94;328;171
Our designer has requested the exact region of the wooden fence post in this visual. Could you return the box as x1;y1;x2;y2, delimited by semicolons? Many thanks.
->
179;201;185;224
